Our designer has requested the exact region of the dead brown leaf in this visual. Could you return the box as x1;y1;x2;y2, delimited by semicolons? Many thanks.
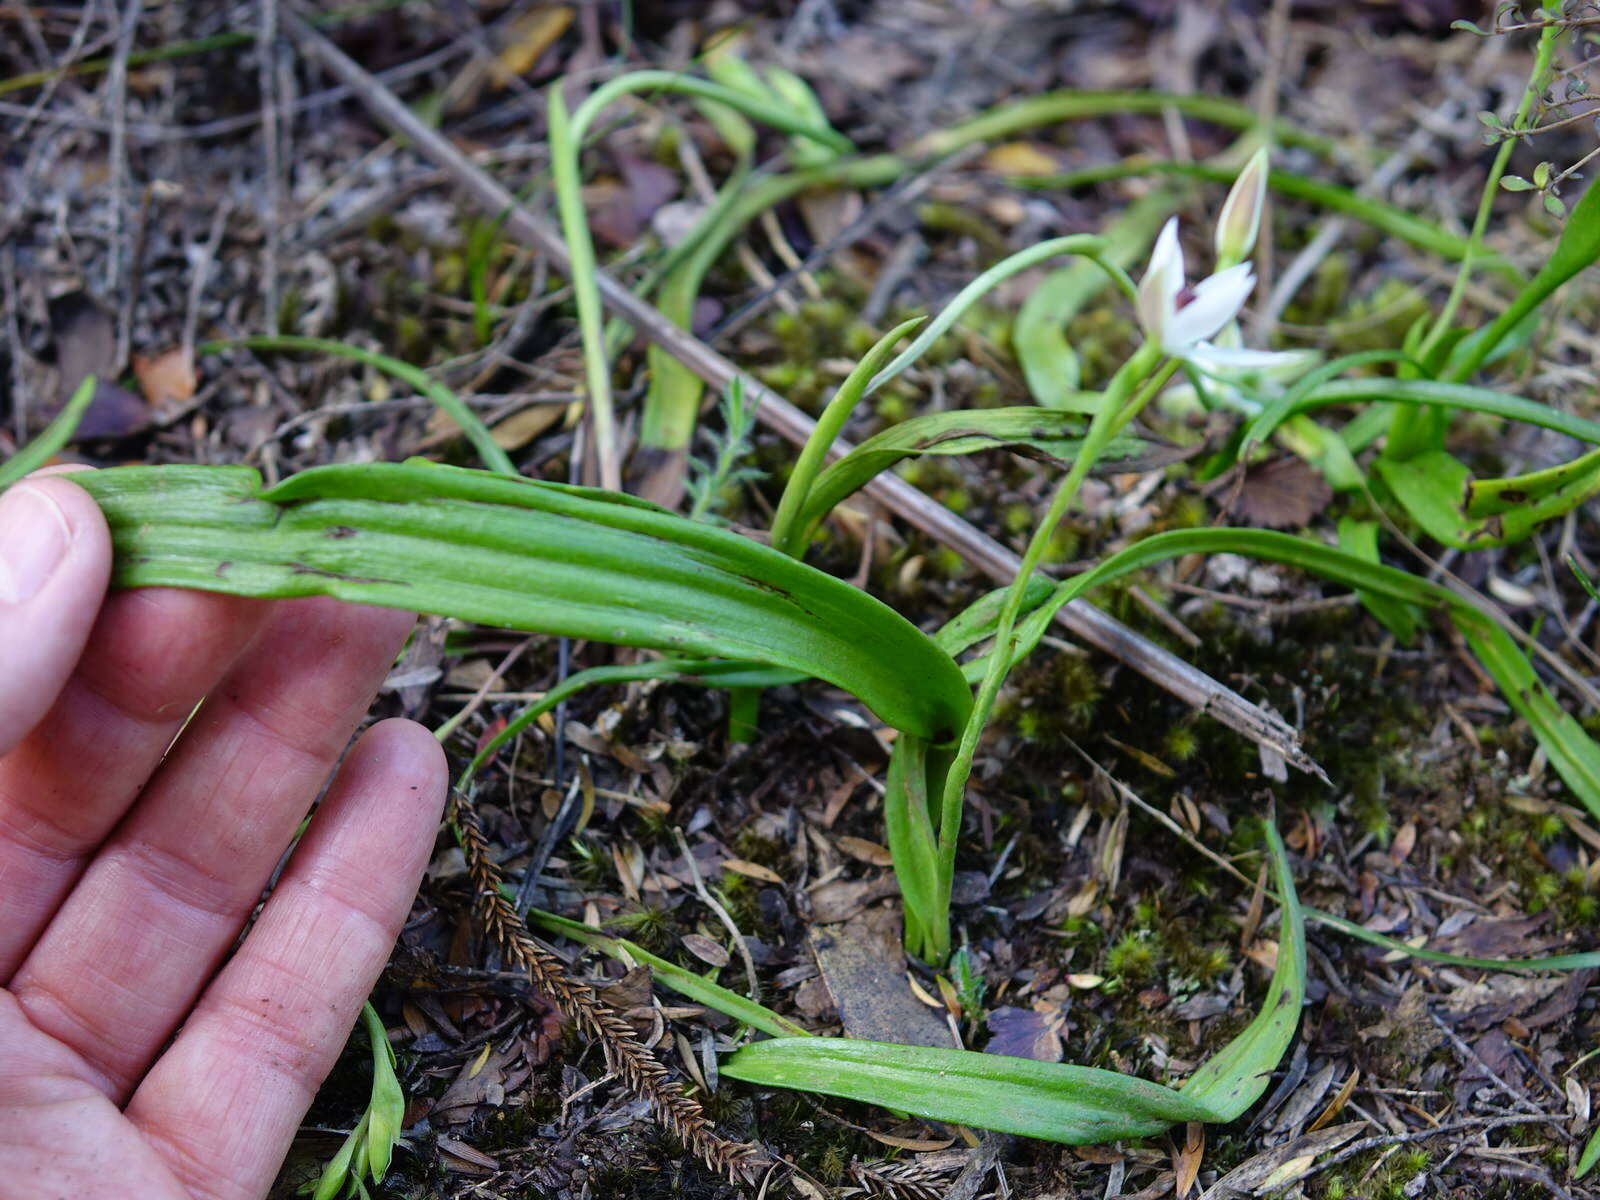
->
1224;456;1333;529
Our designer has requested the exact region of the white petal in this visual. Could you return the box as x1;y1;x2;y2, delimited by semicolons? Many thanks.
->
1137;217;1186;340
1165;263;1253;351
1214;147;1269;263
1187;341;1313;374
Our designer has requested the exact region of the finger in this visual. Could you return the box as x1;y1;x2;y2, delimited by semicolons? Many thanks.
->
124;720;446;1200
0;477;111;753
9;598;415;1097
0;583;272;979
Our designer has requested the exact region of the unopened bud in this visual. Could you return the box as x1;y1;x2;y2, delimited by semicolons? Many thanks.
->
1214;146;1270;267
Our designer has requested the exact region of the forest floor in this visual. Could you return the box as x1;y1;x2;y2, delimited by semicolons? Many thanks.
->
4;2;1600;1198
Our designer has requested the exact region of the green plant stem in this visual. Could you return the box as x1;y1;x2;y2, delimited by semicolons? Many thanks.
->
548;72;848;491
925;344;1171;957
1419;17;1562;365
769;318;923;557
203;336;515;476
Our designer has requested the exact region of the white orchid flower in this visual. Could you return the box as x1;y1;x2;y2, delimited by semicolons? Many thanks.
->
1136;217;1257;361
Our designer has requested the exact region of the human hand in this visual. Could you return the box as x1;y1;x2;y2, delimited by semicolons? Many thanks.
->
0;471;447;1199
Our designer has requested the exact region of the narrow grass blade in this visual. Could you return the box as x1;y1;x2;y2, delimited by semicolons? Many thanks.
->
911;90;1337;159
204;335;516;475
1306;905;1600;972
0;375;96;491
770;318;923;557
795;408;1149;551
455;657;802;787
1448;173;1600;381
74;461;971;744
865;236;1129;396
528;908;810;1038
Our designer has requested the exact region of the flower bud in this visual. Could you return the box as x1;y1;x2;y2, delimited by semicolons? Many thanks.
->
1214;146;1269;267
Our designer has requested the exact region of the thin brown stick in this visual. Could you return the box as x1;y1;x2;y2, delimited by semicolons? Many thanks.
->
451;790;765;1181
278;5;1323;782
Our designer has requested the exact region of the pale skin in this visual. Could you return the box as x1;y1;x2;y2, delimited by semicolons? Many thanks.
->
0;470;447;1200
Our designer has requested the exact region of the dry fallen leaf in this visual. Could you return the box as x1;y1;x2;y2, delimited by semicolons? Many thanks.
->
489;402;566;450
1224;456;1333;529
981;142;1061;176
835;835;894;866
492;7;572;84
681;932;730;968
1174;1122;1204;1199
131;346;196;415
721;858;785;885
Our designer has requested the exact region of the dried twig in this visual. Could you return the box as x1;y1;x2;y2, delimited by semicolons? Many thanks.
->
278;6;1324;781
450;790;766;1181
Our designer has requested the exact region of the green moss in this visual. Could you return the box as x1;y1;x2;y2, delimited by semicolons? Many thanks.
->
1104;930;1159;983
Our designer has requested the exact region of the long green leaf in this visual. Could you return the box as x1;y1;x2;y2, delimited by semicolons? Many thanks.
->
0;375;96;491
1008;529;1600;815
1178;822;1304;1118
1243;376;1600;450
722;821;1303;1143
771;318;923;558
1578;1126;1600;1180
794;408;1150;550
882;735;946;963
73;461;971;744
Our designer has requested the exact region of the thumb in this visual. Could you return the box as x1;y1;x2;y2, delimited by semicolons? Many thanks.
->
0;475;111;754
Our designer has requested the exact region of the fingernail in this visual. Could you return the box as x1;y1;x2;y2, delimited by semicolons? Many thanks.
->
0;486;72;606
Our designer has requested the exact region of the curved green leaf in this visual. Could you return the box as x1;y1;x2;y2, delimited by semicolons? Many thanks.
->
795;407;1151;549
1375;447;1600;549
863;235;1130;396
1009;529;1600;814
0;374;96;491
723;821;1303;1143
771;318;924;558
1013;188;1180;409
1178;822;1304;1119
74;461;971;744
725;1038;1216;1143
203;335;516;476
1244;376;1600;450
